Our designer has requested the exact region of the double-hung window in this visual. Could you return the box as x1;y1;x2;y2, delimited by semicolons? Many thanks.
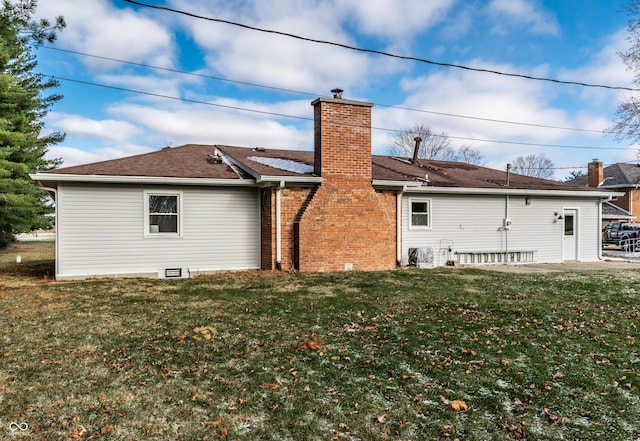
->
409;198;431;229
145;192;182;236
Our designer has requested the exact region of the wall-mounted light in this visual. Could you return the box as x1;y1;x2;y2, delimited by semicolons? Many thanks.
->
554;211;564;222
525;197;531;205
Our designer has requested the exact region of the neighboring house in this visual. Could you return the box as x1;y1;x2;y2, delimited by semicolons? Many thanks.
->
602;201;635;224
569;161;640;225
31;94;617;279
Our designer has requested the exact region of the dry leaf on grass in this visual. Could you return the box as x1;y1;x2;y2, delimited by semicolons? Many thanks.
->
293;332;324;351
440;395;468;411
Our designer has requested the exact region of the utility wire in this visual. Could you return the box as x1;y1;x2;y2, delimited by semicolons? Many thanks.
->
49;74;629;151
38;44;611;135
123;0;640;92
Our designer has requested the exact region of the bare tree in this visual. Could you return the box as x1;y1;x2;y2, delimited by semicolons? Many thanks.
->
453;144;484;165
387;123;484;164
511;154;555;179
609;0;640;142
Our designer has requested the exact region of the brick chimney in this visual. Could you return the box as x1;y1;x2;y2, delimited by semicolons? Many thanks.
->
312;96;373;180
587;160;603;188
293;91;396;272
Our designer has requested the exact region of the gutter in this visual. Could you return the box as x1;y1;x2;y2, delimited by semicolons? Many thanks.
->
30;173;257;187
401;186;623;199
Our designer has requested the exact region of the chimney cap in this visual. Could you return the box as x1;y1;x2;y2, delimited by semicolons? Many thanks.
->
331;88;344;99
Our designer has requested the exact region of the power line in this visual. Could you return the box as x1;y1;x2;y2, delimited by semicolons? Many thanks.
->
37;44;611;135
35;45;320;98
49;74;630;151
123;0;640;92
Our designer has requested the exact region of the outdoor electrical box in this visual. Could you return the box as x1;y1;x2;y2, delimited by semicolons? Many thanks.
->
503;218;512;229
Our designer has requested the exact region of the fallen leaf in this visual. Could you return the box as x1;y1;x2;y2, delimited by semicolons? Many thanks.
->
100;425;115;435
377;415;386;423
449;400;468;412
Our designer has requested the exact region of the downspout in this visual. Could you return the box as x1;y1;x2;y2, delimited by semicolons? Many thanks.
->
505;194;509;258
597;197;608;261
275;181;284;271
397;190;403;266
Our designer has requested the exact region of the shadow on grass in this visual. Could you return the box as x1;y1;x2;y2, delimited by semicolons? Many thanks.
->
0;260;55;280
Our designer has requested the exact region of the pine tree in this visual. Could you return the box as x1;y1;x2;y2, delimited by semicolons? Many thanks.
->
0;0;65;248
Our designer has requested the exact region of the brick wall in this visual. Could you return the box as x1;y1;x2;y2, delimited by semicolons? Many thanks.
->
295;97;397;271
261;186;314;271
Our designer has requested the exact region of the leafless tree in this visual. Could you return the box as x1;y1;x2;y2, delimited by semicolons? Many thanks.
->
609;0;640;142
387;123;484;164
511;154;555;179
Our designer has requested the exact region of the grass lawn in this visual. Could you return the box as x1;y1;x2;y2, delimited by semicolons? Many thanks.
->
1;242;640;440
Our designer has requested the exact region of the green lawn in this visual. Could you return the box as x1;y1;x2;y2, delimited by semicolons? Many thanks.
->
1;243;639;440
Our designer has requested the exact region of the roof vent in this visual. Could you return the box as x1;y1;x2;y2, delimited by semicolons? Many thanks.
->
253;147;266;152
331;88;343;99
207;153;223;164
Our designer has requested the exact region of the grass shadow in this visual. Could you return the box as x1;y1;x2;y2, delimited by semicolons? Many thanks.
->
0;260;56;280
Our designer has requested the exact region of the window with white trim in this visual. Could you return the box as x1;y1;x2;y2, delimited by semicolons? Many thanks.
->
410;198;431;229
145;192;182;236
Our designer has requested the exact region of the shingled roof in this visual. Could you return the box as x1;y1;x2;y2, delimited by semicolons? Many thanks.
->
41;144;251;180
37;143;604;193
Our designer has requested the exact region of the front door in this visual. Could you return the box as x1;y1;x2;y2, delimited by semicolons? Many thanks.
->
562;209;578;261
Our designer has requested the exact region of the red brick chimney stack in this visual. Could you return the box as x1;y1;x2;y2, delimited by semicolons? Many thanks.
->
312;95;373;180
587;160;603;188
294;90;396;272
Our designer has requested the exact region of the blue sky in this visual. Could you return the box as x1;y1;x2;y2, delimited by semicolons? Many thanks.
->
33;0;637;179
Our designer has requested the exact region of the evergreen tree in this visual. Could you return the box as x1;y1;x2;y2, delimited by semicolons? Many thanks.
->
0;0;65;248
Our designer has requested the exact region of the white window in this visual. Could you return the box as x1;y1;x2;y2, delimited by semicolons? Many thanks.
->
409;198;431;229
144;191;182;237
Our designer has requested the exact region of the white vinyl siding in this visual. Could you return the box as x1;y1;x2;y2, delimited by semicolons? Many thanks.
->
402;194;601;267
56;184;259;278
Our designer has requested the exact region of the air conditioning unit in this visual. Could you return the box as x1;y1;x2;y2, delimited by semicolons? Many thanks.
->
409;247;434;268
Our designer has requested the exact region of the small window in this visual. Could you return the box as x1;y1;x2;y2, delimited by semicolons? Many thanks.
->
410;199;431;229
145;192;181;236
564;214;574;236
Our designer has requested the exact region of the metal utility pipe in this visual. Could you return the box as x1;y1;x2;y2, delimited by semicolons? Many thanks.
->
412;137;422;164
275;181;284;270
396;191;403;266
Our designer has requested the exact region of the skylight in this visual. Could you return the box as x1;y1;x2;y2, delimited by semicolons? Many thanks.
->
248;156;314;174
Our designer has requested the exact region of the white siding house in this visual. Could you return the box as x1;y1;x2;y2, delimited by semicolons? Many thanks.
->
31;96;618;278
55;183;259;279
402;191;603;267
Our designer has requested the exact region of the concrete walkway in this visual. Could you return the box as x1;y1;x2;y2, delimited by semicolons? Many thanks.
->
478;259;640;273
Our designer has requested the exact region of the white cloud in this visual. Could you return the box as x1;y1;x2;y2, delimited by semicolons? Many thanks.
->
107;98;312;150
371;60;602;165
558;29;634;105
48;144;154;168
47;113;143;143
37;0;176;70
487;0;560;36
168;1;403;93
341;0;456;39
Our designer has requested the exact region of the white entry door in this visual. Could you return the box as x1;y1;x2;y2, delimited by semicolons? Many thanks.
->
562;209;578;261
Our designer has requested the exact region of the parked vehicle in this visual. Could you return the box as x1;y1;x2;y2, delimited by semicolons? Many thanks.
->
603;222;640;251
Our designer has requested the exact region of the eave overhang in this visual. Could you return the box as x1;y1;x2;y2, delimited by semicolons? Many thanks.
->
372;179;624;198
30;173;257;187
